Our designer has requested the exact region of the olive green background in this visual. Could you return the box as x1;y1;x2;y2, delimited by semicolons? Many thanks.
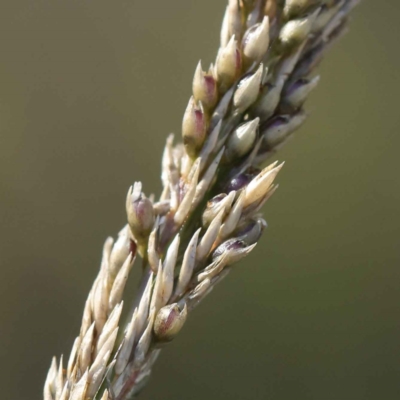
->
0;1;399;399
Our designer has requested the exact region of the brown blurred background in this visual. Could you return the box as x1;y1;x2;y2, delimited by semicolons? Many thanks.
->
0;1;399;399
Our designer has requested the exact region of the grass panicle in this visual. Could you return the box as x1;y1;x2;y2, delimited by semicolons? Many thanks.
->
44;1;362;399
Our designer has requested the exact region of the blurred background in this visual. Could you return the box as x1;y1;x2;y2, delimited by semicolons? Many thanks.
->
0;1;399;399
